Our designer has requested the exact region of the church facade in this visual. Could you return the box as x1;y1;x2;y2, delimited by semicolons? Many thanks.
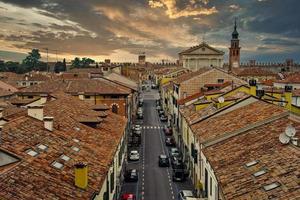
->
179;42;224;71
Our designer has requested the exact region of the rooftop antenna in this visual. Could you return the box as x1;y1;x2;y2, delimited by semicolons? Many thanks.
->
43;48;49;72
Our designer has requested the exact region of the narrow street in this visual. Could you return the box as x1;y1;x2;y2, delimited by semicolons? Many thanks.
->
121;85;193;200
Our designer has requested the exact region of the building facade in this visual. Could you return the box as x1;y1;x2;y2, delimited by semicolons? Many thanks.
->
179;42;224;71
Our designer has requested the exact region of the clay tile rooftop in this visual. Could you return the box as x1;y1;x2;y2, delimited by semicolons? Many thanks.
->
192;100;287;144
0;93;127;199
203;116;300;199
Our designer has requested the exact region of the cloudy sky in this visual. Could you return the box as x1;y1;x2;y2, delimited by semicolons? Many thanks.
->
0;0;299;63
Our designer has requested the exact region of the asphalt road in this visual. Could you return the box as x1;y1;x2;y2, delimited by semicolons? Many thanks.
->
121;88;193;200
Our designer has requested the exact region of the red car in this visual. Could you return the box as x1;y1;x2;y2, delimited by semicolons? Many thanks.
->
121;193;136;200
164;126;173;136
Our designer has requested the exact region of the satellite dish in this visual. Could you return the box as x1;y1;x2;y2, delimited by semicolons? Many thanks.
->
218;96;225;103
285;125;296;137
279;133;290;144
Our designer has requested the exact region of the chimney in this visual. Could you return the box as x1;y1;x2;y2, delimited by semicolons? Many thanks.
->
43;116;54;131
28;105;44;121
284;85;293;111
249;79;257;96
0;107;3;119
74;162;88;189
0;126;2;144
78;92;85;100
40;94;48;104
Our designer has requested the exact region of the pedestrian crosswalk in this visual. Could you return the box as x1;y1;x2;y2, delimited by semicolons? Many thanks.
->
142;125;164;130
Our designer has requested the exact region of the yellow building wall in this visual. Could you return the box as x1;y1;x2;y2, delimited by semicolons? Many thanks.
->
195;103;210;111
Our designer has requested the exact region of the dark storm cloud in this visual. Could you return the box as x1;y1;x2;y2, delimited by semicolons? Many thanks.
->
0;0;299;62
262;38;300;47
243;0;300;38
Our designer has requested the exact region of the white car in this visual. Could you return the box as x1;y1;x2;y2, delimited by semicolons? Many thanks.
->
129;150;140;161
178;190;194;200
134;124;142;131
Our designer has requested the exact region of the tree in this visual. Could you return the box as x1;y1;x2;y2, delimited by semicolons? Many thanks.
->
22;49;41;71
82;57;95;67
54;61;67;73
62;58;67;71
71;57;81;68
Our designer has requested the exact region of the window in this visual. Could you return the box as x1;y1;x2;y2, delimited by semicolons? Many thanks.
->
0;150;19;167
245;160;259;168
71;146;80;152
112;104;118;114
51;161;64;169
217;79;224;84
263;182;281;191
60;154;71;162
26;149;38;157
110;170;115;193
210;177;212;196
30;82;34;86
73;138;80;143
85;95;91;99
28;96;34;99
253;169;267;177
37;144;48;151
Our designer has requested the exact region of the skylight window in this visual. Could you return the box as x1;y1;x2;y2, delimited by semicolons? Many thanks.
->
26;149;38;157
37;144;48;151
263;182;281;191
71;146;80;152
51;161;63;169
0;150;20;167
253;169;267;177
245;160;259;168
73;138;80;143
60;154;70;162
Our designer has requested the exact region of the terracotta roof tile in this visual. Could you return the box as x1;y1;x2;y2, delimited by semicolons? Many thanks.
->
192;100;286;143
173;68;210;84
203;117;300;199
232;67;276;77
0;93;127;199
275;72;300;83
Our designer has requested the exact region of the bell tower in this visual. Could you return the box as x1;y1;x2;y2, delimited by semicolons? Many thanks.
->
229;18;241;71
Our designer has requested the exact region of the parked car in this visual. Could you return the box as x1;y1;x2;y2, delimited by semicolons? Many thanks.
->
177;190;194;200
158;154;170;167
165;137;176;146
171;156;184;169
160;115;168;122
156;105;161;110
129;150;140;161
158;110;165;116
133;124;142;132
138;98;144;106
151;84;158;89
164;126;173;136
128;136;141;147
121;193;136;200
137;112;143;119
133;128;142;136
124;169;138;182
172;169;185;182
137;107;143;114
170;148;180;157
